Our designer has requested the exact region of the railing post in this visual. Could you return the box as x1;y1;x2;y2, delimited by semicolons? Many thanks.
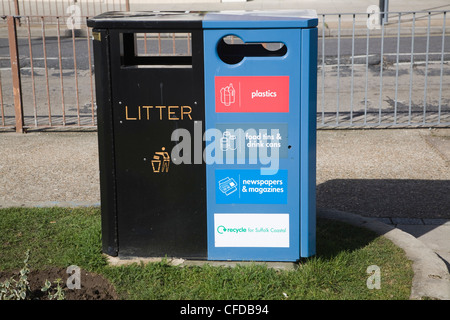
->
126;0;130;11
13;0;20;15
13;0;22;26
7;15;24;133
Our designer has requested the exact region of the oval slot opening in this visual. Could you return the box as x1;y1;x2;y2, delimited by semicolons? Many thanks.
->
217;35;287;65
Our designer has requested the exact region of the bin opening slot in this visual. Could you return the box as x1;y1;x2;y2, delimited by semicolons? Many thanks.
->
120;32;192;66
218;35;287;65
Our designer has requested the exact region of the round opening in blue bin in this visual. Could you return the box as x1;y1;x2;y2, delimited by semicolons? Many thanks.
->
217;35;287;64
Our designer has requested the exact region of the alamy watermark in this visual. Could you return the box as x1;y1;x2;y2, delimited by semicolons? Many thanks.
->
168;122;282;175
66;265;81;290
66;5;81;30
366;5;381;30
366;265;381;289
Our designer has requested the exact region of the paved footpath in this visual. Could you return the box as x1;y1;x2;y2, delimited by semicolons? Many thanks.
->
0;128;449;299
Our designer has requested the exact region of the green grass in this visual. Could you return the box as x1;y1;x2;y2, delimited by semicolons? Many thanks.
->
0;207;413;300
0;207;105;271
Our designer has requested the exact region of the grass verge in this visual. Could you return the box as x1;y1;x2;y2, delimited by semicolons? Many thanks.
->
0;207;413;300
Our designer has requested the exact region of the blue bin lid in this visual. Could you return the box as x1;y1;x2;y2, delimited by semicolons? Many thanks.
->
203;10;318;29
87;10;318;29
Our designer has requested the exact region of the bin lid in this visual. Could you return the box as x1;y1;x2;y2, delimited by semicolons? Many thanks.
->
86;11;205;29
203;10;318;28
87;10;318;29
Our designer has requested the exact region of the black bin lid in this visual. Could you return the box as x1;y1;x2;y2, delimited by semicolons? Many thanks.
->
87;11;206;29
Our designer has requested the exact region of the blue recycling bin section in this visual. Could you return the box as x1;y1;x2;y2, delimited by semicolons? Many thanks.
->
203;11;318;261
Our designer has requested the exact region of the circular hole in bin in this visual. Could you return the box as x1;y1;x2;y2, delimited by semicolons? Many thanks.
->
217;35;287;65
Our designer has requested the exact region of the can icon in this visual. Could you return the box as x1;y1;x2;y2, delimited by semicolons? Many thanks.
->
220;131;237;151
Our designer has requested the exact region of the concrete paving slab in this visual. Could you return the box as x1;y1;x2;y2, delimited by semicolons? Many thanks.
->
107;255;298;271
424;134;450;164
392;218;425;225
423;219;450;225
396;223;450;273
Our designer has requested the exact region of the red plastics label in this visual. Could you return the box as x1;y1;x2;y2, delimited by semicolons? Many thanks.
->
215;76;289;113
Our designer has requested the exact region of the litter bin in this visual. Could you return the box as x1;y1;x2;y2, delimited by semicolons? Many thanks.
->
88;10;317;262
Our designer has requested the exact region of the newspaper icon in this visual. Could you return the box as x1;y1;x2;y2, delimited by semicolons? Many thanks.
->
218;177;238;196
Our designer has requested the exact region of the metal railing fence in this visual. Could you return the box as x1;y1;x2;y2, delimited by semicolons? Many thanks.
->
1;15;97;131
0;14;193;131
1;0;129;17
318;10;450;128
0;9;449;132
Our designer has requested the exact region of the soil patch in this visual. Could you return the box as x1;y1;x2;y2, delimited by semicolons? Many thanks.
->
0;267;118;300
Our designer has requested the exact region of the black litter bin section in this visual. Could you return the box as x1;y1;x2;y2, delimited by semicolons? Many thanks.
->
88;12;207;258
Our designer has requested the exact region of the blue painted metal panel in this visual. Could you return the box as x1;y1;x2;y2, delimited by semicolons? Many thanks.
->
203;11;318;29
300;27;318;258
203;22;316;261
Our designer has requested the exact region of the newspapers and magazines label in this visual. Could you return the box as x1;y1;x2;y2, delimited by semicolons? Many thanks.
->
216;169;288;204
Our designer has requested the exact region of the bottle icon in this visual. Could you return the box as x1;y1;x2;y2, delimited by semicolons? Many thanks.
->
220;83;236;107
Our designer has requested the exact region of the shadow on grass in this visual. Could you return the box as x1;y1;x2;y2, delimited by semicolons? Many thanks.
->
313;216;379;260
